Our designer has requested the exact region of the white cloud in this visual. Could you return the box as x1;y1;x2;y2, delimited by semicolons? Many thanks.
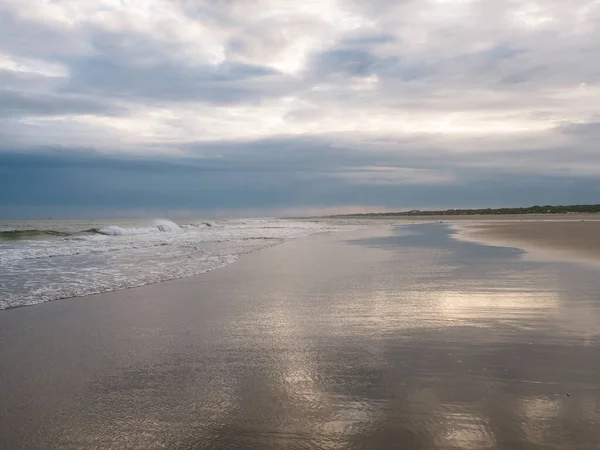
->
0;52;69;77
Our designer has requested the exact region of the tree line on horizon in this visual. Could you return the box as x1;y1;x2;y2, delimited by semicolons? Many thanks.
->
330;204;600;217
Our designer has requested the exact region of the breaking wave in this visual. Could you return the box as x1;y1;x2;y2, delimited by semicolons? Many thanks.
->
1;219;183;239
93;219;181;236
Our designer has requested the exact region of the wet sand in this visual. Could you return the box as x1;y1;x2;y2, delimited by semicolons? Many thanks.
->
454;220;600;264
2;224;600;449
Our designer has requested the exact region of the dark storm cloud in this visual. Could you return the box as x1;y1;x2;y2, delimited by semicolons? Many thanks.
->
3;146;600;218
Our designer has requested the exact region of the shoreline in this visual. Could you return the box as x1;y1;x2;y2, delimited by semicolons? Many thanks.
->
4;218;598;311
324;213;600;222
0;225;379;311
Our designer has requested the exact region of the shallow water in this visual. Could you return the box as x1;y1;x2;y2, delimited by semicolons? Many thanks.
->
0;218;351;309
1;223;599;449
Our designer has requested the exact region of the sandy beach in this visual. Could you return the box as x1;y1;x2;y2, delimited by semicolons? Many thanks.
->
451;219;600;264
2;223;600;449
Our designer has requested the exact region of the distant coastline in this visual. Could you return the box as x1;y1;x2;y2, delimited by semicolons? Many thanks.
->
325;204;600;218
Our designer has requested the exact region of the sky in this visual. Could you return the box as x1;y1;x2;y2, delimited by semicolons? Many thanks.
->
1;0;599;218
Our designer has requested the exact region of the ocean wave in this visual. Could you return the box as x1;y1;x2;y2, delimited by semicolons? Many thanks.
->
0;229;71;239
0;219;183;240
93;219;181;236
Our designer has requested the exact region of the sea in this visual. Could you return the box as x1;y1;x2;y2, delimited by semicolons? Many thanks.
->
0;218;354;309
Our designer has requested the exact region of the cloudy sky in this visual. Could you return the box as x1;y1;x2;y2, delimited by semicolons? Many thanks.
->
1;0;599;218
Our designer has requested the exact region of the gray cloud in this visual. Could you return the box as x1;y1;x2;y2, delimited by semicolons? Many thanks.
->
64;29;293;104
0;88;123;117
0;4;87;58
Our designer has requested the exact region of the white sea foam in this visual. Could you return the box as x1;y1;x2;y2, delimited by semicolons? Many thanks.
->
154;219;180;232
0;218;357;309
94;219;181;236
97;225;125;235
